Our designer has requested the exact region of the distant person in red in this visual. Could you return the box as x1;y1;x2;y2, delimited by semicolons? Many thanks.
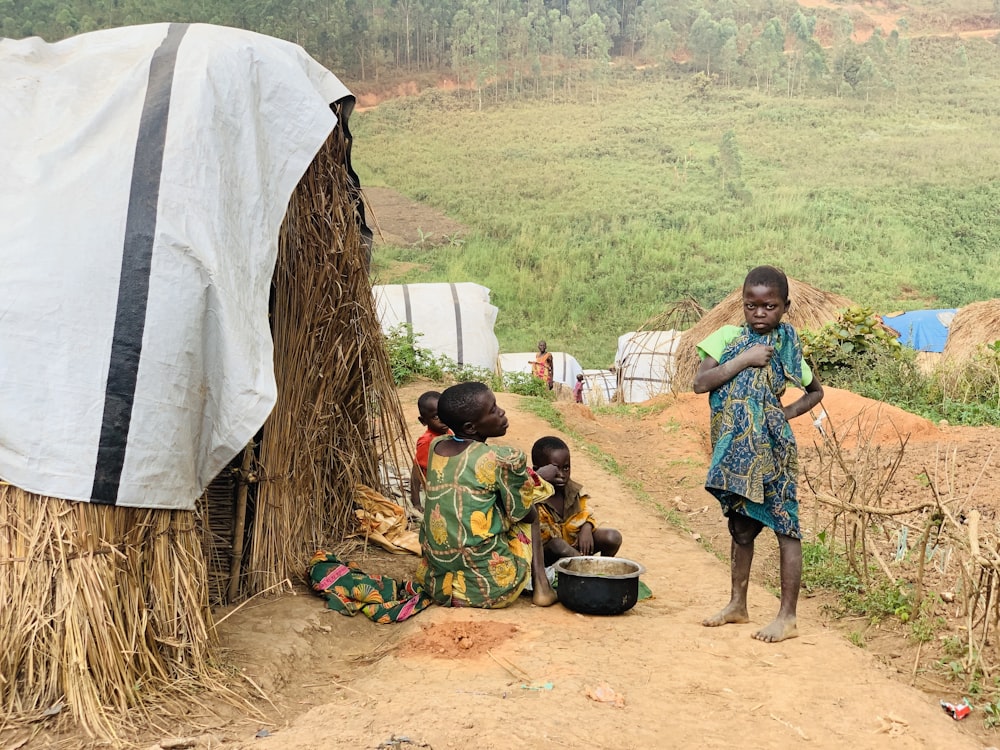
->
573;373;585;403
409;391;449;512
530;340;554;390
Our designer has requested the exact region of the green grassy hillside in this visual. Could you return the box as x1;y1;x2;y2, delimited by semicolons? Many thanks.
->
356;36;1000;367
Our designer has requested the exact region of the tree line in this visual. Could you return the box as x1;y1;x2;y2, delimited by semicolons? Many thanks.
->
1;0;976;101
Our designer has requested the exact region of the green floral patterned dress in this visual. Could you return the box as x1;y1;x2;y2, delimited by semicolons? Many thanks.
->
415;439;540;608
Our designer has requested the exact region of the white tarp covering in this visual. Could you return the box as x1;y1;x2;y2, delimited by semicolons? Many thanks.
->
0;24;351;509
581;369;616;405
615;330;682;403
373;283;500;370
497;351;584;388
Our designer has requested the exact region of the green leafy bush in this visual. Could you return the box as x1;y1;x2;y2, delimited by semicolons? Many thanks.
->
384;324;446;385
801;306;907;386
384;324;554;400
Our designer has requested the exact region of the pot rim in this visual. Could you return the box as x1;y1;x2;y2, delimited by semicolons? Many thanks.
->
553;555;646;580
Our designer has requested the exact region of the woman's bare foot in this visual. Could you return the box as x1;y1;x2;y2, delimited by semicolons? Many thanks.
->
531;584;558;607
702;603;749;627
752;616;798;642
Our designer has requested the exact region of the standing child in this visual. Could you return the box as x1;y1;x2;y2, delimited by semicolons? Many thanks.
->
573;373;585;403
693;265;823;643
531;436;622;565
409;391;449;512
530;340;554;390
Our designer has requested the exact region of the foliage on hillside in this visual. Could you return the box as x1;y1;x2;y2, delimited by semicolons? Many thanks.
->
5;0;997;104
359;37;1000;366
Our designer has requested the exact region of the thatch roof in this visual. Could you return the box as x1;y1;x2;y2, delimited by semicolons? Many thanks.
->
942;299;1000;362
671;278;854;392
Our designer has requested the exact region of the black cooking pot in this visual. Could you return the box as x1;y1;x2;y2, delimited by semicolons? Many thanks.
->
553;556;645;616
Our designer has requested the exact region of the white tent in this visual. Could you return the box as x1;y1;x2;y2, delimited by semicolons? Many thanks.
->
373;282;500;370
0;23;349;509
615;330;682;403
581;369;616;405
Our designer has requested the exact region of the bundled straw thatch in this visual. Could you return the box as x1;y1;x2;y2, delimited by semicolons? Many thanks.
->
942;299;1000;363
0;484;213;737
671;278;853;392
0;101;410;738
240;100;411;599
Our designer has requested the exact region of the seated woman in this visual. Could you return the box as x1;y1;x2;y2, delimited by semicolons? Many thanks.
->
415;381;558;608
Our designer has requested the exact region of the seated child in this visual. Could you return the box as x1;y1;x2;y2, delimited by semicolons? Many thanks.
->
530;436;622;565
416;382;557;608
409;390;449;512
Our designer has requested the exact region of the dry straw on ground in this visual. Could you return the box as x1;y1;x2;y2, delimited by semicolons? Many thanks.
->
0;100;410;741
671;278;853;392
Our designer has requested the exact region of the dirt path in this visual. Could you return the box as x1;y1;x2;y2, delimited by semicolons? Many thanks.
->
202;383;990;750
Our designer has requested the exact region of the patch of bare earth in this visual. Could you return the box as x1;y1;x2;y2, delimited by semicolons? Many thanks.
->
363;186;468;249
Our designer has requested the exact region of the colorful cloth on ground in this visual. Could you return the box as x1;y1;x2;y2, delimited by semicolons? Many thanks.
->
536;478;597;548
416;439;552;608
697;322;806;539
532;351;554;385
308;550;433;623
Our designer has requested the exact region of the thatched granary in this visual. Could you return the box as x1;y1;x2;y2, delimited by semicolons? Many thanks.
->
671;278;854;392
942;300;1000;363
0;25;409;739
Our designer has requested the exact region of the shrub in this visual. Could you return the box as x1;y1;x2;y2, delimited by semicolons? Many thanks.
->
800;306;906;387
384;324;445;385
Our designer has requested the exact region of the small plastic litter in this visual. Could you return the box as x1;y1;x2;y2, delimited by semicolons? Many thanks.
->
811;409;828;436
940;698;971;720
521;681;554;691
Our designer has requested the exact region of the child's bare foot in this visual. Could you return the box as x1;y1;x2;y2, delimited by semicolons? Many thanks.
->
531;584;558;607
752;616;798;642
702;603;749;627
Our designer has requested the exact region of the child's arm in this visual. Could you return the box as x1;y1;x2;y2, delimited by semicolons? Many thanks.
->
782;377;824;421
409;461;424;512
692;345;774;394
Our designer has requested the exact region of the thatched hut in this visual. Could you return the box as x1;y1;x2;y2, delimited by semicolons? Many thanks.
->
942;300;1000;363
0;24;408;738
671;278;854;392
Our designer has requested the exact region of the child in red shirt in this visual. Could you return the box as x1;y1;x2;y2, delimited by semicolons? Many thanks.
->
573;373;584;403
409;391;449;511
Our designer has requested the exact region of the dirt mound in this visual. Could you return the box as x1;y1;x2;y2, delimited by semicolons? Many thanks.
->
632;386;941;457
405;620;519;657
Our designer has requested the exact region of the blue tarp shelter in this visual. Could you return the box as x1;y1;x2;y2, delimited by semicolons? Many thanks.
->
882;309;956;353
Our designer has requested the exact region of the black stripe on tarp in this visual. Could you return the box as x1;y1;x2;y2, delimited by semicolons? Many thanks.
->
402;284;413;327
91;23;189;504
450;283;463;365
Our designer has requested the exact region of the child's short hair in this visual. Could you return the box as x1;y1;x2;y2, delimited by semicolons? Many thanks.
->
417;390;441;417
437;382;490;432
531;435;568;466
744;265;789;302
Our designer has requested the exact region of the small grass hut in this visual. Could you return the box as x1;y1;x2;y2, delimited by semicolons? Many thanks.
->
0;24;409;739
671;278;854;392
942;300;1000;363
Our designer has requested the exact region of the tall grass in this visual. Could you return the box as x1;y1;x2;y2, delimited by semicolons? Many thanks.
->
356;37;1000;367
